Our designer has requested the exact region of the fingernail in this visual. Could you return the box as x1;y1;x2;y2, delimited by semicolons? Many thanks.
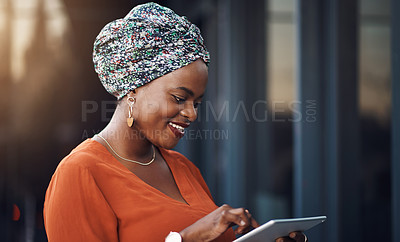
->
289;232;296;238
245;209;249;213
240;220;246;226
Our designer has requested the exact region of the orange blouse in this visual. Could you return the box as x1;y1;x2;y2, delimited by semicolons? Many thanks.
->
44;139;235;242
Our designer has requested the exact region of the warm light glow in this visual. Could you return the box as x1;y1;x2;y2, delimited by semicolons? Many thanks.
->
44;0;69;51
12;203;21;221
0;0;6;34
267;0;296;111
8;0;69;82
359;24;391;123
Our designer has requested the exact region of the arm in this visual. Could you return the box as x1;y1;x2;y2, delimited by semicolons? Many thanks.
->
178;204;259;242
44;163;118;242
178;207;307;242
174;155;306;242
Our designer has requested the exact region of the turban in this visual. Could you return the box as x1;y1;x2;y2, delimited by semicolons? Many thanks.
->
93;2;210;99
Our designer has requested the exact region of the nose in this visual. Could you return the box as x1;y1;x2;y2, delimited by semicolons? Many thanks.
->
180;102;197;122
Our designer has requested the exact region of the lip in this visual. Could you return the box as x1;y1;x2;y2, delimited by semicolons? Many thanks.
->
167;121;189;139
170;122;190;128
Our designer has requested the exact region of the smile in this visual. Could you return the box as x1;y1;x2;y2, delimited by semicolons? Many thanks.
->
168;122;186;138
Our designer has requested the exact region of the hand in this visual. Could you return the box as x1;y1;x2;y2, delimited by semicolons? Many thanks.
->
179;204;259;242
275;231;308;242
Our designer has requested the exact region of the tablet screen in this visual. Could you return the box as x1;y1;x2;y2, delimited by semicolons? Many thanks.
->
233;215;326;242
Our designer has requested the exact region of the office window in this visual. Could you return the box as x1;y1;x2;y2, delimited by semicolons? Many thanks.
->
257;0;296;222
358;0;391;240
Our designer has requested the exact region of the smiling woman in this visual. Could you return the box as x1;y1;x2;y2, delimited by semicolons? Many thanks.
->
42;2;305;242
129;60;208;148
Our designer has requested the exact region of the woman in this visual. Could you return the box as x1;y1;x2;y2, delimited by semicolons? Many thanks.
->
44;3;307;242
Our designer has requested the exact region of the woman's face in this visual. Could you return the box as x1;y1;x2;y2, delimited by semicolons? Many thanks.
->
132;59;208;149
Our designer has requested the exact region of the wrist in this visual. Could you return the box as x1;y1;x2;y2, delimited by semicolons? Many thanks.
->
179;229;189;242
165;232;182;242
179;228;197;242
179;228;206;242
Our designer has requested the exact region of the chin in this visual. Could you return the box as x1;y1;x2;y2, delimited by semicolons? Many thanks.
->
156;139;180;150
148;128;183;150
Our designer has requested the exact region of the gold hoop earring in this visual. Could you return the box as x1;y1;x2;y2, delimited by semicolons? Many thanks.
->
127;97;135;127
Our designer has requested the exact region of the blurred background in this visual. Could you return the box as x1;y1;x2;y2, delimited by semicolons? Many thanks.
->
0;0;399;241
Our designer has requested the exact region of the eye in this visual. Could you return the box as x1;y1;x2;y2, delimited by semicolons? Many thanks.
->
173;95;185;103
194;102;202;109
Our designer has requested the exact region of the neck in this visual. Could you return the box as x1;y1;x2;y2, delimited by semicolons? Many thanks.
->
99;104;154;160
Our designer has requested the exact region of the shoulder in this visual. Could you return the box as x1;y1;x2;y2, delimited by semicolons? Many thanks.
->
46;139;112;197
55;139;108;174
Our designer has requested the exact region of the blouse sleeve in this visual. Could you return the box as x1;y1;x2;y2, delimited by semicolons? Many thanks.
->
44;160;118;242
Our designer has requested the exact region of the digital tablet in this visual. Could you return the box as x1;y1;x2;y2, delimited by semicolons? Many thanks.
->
233;215;327;242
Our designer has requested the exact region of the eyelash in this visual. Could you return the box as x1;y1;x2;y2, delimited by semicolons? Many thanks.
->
172;95;201;109
173;95;186;103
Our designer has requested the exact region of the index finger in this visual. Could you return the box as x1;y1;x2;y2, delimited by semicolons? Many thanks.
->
245;209;260;228
228;208;250;227
220;208;246;227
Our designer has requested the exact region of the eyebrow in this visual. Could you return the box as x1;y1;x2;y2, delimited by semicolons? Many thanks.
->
175;87;194;96
174;87;205;99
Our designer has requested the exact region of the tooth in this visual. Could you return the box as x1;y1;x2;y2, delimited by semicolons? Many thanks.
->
169;122;185;133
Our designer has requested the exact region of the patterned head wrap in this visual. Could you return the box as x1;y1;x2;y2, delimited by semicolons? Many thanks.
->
93;2;210;99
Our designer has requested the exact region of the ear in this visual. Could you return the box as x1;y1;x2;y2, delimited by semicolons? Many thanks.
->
127;90;136;98
132;84;148;96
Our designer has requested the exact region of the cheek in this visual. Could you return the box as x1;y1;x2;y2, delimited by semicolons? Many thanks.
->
146;102;161;114
135;99;180;123
136;103;160;123
164;101;181;117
